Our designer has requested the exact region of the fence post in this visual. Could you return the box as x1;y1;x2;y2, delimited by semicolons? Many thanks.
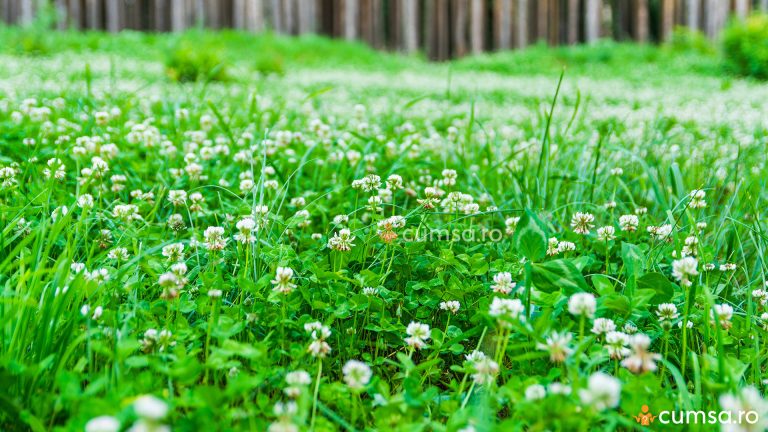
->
85;0;102;29
297;0;314;33
171;0;186;31
536;0;547;42
585;0;599;43
495;0;512;50
686;0;699;30
343;0;358;39
734;0;749;19
246;0;264;31
567;0;578;44
453;0;468;56
371;0;384;47
516;0;528;47
660;0;674;40
402;0;418;52
635;0;648;42
469;0;483;53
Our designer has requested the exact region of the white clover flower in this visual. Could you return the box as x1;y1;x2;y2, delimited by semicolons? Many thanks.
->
491;272;516;295
471;357;499;385
711;303;734;330
107;247;130;262
656;303;679;321
537;331;573;363
557;241;576;253
579;372;621;411
546;237;560;256
672;256;698;287
343;360;372;390
439;300;461;314
441;169;458;186
203;226;227;251
112;204;142;222
604;331;631;359
271;267;297;294
619;214;639;232
596;226;616;242
548;382;572;396
568;293;596;318
85;416;120;432
386;174;403;190
168;190;187;206
570;212;595;235
133;394;168;420
525;384;547;401
85;268;110;284
689;189;707;208
77;193;94;209
591;318;616;336
488;297;526;327
234;217;257;244
621;334;661;374
328;228;355;252
52;205;69;222
404;321;431;350
162;243;184;262
285;370;312;386
505;216;521;235
719;387;768;432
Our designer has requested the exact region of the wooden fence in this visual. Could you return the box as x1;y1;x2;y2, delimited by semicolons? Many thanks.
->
0;0;763;60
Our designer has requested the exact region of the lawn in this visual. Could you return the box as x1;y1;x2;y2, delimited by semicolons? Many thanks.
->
1;28;767;431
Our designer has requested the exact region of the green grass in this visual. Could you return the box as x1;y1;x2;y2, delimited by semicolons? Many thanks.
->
0;27;767;432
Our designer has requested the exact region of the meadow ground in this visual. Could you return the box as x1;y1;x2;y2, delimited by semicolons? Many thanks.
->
1;29;767;431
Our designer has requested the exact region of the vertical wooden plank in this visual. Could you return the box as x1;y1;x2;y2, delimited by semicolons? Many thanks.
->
54;0;67;29
548;0;558;45
284;0;295;33
454;0;468;56
469;0;483;53
155;0;168;30
495;0;512;50
704;0;721;38
536;0;547;42
516;0;528;47
734;0;748;19
436;0;449;59
343;0;358;39
371;0;384;47
567;0;578;44
635;0;648;42
660;0;674;40
585;0;600;42
270;0;282;32
234;0;245;29
402;0;418;52
20;0;32;26
171;0;186;30
106;0;120;31
86;0;102;29
297;0;313;33
246;0;265;31
207;0;220;28
686;0;699;30
424;0;435;58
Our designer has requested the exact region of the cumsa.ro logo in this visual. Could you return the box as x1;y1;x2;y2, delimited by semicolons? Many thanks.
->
633;405;760;426
633;405;656;425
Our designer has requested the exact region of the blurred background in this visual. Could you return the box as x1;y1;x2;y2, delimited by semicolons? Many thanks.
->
0;0;761;60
